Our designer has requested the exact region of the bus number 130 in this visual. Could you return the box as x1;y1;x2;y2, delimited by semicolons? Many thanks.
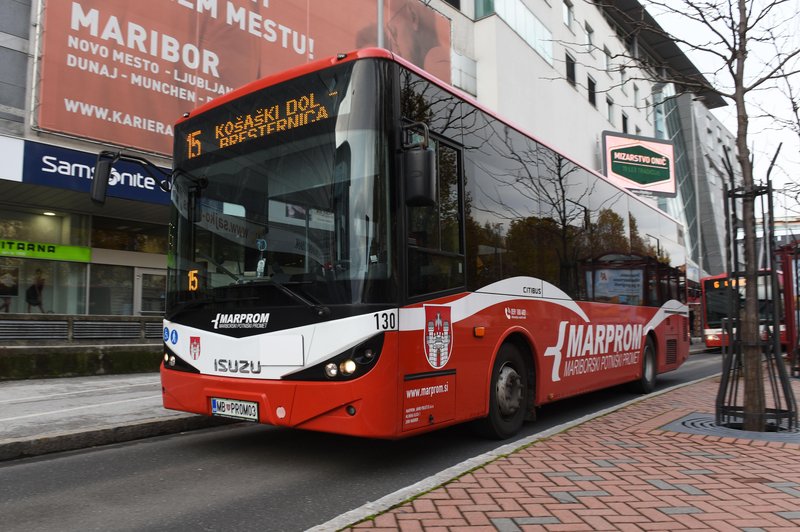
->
374;311;397;330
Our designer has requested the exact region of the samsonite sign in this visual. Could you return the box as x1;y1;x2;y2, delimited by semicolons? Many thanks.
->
0;135;170;205
602;132;676;195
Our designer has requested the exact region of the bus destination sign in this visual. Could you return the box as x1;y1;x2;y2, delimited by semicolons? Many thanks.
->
183;89;335;161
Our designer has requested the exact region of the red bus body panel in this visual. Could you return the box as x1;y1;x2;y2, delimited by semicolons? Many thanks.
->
162;289;688;439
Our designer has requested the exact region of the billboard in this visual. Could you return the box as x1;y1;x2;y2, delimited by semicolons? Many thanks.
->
37;0;451;155
601;131;676;195
587;268;644;306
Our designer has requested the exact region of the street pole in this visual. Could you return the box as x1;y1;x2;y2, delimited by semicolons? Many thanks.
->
377;0;384;48
691;97;704;277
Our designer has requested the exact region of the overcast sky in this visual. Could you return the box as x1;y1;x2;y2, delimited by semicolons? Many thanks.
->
643;0;800;216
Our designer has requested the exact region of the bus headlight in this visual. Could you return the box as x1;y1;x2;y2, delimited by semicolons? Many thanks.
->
283;332;386;381
324;363;339;378
355;348;375;364
339;359;357;376
161;346;200;374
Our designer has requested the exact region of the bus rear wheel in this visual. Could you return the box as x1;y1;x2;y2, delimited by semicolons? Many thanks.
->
477;343;529;439
631;337;657;394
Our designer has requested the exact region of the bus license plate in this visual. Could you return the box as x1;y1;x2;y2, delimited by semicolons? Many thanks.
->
211;397;259;422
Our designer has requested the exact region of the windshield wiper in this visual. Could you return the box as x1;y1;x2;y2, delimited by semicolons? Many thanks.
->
245;278;330;317
197;253;241;283
169;295;259;317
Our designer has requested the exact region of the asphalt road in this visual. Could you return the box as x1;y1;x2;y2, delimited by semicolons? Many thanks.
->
0;350;722;532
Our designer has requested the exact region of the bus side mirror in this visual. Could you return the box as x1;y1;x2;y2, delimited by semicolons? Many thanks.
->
91;151;118;204
404;146;436;207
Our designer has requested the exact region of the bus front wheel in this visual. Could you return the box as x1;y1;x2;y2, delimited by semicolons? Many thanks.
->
477;342;529;439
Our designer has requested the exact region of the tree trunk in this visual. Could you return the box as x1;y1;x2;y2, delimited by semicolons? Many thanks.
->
735;0;765;431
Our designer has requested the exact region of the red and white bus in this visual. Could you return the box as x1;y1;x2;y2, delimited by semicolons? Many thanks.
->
138;49;689;439
701;271;786;349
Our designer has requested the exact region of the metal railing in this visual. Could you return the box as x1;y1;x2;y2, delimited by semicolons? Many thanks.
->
0;314;163;345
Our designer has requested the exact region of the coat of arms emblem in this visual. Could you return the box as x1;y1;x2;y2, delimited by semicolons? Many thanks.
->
424;305;452;369
189;336;201;360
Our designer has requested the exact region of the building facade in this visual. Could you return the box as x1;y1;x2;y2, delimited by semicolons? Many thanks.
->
0;0;730;319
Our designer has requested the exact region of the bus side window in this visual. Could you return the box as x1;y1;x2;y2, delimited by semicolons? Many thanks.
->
407;142;465;297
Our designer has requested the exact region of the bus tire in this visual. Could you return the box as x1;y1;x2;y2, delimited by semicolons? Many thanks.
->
631;337;657;394
477;342;529;439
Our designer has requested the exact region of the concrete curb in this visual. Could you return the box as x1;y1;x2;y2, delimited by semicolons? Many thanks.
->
0;415;237;462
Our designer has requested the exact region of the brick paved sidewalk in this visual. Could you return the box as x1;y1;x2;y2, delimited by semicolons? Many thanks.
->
349;377;800;531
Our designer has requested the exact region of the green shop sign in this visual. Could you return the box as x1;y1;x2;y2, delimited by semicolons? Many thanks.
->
0;240;92;262
610;145;671;185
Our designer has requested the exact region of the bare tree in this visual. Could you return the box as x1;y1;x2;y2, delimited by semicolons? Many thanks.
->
762;34;800;210
591;0;800;430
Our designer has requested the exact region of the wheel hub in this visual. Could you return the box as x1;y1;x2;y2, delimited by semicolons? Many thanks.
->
645;349;655;381
496;364;523;417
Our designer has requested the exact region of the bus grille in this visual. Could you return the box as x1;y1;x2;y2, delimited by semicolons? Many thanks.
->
666;339;678;365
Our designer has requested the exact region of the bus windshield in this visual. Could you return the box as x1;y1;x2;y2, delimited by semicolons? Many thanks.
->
703;272;781;328
168;60;393;314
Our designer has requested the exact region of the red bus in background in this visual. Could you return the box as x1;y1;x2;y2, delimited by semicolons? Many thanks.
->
701;271;786;349
776;243;800;375
145;49;690;439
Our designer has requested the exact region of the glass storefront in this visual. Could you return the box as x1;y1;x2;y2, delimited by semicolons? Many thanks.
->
89;264;134;315
0;207;167;316
137;269;167;315
0;258;87;314
0;209;90;314
91;216;168;254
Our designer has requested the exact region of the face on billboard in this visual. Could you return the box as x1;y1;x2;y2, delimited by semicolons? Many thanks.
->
37;0;451;155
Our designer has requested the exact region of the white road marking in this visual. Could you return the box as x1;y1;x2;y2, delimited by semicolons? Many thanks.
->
0;395;162;422
0;381;160;405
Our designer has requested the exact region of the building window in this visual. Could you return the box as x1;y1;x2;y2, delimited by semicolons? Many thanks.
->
563;0;574;30
475;0;494;18
633;84;640;108
622;112;629;133
588;75;596;106
566;53;576;85
620;67;627;93
0;208;90;315
606;96;614;124
0;259;87;315
474;0;554;64
585;22;594;53
604;46;612;73
91;216;168;254
90;264;133;315
442;0;460;8
625;35;637;58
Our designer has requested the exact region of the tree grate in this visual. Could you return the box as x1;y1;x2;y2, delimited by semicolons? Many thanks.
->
661;412;800;444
